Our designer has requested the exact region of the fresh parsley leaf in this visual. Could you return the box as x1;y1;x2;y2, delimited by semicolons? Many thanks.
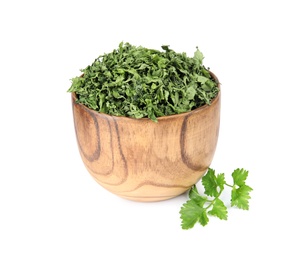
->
232;168;249;186
230;168;253;210
231;184;253;210
202;168;220;197
216;173;226;190
188;185;200;200
208;198;228;220
180;199;209;229
198;210;210;227
180;168;253;229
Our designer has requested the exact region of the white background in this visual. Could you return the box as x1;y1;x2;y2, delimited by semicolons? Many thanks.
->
1;0;302;259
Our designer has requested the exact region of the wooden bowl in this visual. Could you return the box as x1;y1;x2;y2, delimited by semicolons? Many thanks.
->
71;73;220;202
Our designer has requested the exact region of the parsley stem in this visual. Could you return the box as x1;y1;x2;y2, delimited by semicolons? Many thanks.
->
205;187;224;210
224;183;234;188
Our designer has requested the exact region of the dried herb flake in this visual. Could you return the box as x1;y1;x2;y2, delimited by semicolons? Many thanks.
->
68;42;219;122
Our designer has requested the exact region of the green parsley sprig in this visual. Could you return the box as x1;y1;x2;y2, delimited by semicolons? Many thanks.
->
180;168;253;229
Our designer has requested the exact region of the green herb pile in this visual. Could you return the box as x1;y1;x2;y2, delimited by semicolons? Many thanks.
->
68;42;219;121
180;168;253;229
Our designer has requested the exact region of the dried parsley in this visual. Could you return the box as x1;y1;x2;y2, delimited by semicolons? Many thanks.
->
68;42;219;122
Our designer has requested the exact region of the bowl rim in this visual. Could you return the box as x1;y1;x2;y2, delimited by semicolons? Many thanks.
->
71;71;220;122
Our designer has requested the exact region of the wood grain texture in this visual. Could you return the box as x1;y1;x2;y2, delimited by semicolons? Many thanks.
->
71;73;221;202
